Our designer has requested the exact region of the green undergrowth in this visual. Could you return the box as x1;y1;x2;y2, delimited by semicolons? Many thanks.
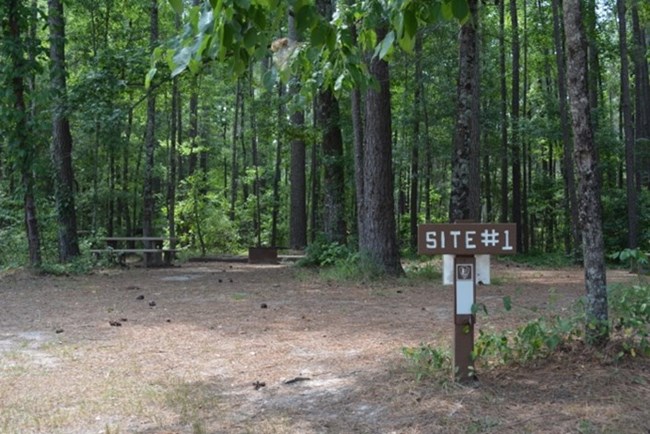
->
297;239;391;281
403;283;650;382
499;251;577;268
298;239;447;283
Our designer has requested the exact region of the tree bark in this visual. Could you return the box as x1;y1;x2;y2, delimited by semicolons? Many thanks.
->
318;88;346;244
499;0;509;223
271;83;284;247
350;22;365;248
563;0;608;346
188;77;199;176
5;0;42;267
616;0;638;249
360;26;402;276
250;64;262;246
230;79;241;221
511;0;522;251
288;13;307;250
450;0;480;223
315;0;345;245
584;0;601;121
410;33;423;250
552;0;580;258
142;0;158;242
167;77;179;250
48;0;80;262
631;4;650;188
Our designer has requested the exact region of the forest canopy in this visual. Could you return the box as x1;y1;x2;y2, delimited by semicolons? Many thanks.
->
0;0;648;270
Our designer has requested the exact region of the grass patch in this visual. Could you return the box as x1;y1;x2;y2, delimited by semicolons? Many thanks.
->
160;380;223;434
403;261;442;281
402;344;453;382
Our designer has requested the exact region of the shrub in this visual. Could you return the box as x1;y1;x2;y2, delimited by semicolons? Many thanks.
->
609;284;650;357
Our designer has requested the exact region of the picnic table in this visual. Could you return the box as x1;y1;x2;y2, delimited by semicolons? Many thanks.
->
90;236;178;267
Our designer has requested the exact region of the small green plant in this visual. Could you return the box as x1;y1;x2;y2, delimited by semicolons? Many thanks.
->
402;344;452;381
298;238;354;267
473;295;583;366
609;284;650;357
404;262;442;280
300;240;391;282
608;248;649;273
38;253;96;275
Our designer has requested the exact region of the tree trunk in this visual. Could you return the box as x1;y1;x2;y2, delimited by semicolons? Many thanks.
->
616;0;638;249
167;77;179;250
631;4;650;188
121;105;133;236
230;79;241;221
360;26;402;276
188;77;199;176
250;64;262;246
511;0;523;251
288;13;307;250
309;100;319;243
316;0;345;245
499;0;509;223
423;82;432;223
410;33;423;250
348;4;365;247
318;89;346;244
585;0;601;121
5;0;42;267
552;0;581;258
450;0;480;222
48;0;80;262
142;0;158;242
563;0;608;346
271;83;284;247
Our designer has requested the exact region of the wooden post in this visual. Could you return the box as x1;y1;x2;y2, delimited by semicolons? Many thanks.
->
417;222;516;382
454;255;476;382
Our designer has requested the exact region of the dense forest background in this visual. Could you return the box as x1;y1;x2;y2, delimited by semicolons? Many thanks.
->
1;0;649;270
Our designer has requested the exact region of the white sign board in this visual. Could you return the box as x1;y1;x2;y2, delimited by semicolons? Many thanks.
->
444;254;490;285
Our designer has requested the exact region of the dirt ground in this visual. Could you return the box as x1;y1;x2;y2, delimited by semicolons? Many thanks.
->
0;258;648;434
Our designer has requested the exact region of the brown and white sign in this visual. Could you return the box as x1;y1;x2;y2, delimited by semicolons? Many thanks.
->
418;223;517;255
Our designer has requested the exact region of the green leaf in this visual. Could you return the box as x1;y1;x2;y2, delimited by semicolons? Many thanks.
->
243;28;259;49
262;69;276;92
503;296;512;312
235;0;251;9
188;58;202;74
189;6;200;32
451;0;469;21
311;23;328;47
145;67;157;89
398;32;415;53
171;47;191;77
374;30;395;60
441;2;453;20
404;9;418;39
426;3;443;22
168;0;183;15
197;34;212;58
199;9;215;33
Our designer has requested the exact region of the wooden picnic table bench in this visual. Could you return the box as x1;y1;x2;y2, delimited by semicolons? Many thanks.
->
90;236;178;267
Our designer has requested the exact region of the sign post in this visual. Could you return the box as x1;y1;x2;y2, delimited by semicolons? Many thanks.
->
418;223;517;382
